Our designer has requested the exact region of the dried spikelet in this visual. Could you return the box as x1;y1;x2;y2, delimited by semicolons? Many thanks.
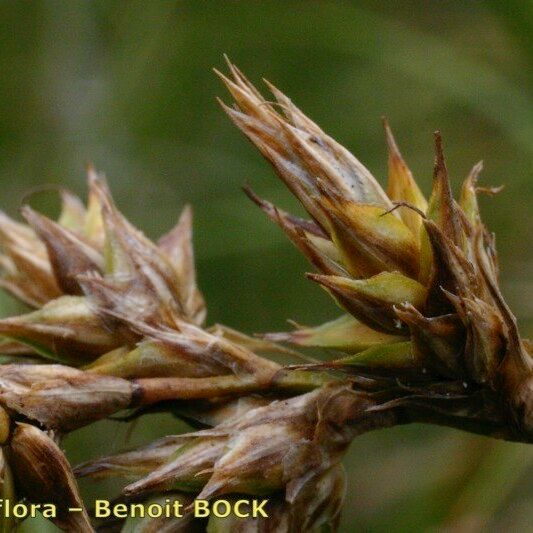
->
0;364;133;432
0;296;123;362
122;383;362;502
7;423;93;531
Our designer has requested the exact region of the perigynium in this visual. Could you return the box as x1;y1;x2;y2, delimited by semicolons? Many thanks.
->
0;60;529;532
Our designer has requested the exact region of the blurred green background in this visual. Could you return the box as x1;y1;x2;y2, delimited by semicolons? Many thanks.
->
0;1;531;531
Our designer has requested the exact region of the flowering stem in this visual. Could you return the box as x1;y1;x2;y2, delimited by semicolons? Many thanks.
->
345;388;533;444
134;369;334;405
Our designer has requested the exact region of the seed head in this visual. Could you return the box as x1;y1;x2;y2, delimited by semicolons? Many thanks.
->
0;60;528;533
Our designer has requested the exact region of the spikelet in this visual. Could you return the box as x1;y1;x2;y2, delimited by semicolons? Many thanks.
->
219;59;532;443
7;423;93;531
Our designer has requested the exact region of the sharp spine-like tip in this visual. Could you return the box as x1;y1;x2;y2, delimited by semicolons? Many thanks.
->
382;117;402;159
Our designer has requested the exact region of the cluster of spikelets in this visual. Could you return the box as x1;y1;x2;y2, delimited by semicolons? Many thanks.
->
216;61;532;434
0;166;351;531
0;61;529;532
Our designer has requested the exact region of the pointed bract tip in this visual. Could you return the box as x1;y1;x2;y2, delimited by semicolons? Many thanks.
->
433;131;447;174
469;160;484;180
212;67;231;86
305;272;323;283
382;117;402;158
215;96;235;114
223;53;234;71
242;185;267;209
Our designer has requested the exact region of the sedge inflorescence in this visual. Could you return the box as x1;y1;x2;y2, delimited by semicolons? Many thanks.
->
0;60;529;532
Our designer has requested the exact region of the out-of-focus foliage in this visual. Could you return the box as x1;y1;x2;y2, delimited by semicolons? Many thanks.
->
0;1;530;531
